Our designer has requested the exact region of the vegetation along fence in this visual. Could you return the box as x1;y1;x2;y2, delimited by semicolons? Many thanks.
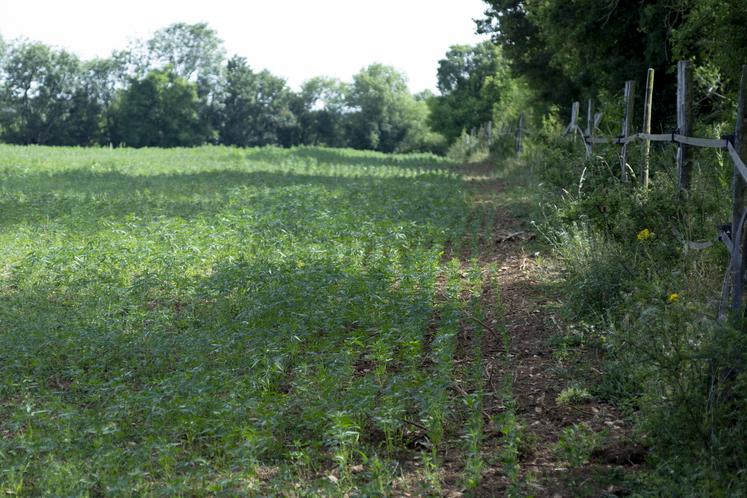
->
559;62;747;322
463;116;528;159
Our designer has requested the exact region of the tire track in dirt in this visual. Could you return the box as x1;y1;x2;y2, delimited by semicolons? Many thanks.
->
443;163;641;497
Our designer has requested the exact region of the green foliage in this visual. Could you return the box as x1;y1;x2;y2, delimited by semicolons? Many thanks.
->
477;0;747;128
218;56;297;147
446;129;491;164
429;43;504;144
670;0;747;97
428;42;532;149
398;97;449;155
110;68;208;147
524;114;747;493
0;144;492;495
0;41;102;145
556;385;592;406
346;63;439;153
146;22;225;83
0;25;441;153
291;76;350;148
553;423;605;468
144;22;227;145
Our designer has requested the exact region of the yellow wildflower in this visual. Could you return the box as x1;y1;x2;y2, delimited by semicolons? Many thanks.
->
667;293;680;303
636;228;653;241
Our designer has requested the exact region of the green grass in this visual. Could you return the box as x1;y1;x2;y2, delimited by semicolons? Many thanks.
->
0;145;491;495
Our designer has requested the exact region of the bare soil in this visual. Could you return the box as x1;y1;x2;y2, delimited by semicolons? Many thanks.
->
443;164;642;497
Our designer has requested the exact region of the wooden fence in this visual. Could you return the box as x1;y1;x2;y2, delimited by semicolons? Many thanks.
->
560;62;747;322
466;115;528;159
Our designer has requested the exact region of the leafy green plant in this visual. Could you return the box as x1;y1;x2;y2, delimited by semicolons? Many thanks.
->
553;423;604;468
495;400;524;497
447;129;491;163
556;385;592;406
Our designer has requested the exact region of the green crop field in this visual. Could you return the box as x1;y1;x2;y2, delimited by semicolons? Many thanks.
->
0;145;503;496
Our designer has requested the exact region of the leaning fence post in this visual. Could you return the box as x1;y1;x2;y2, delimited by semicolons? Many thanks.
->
565;101;580;136
731;65;747;315
593;112;603;130
571;101;581;154
620;80;636;181
585;99;594;159
677;61;693;191
642;68;655;189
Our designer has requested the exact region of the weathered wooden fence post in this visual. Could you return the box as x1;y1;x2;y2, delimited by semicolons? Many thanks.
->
594;112;603;130
677;61;693;191
566;101;580;136
642;68;655;189
620;80;636;182
585;99;594;159
731;65;747;316
515;113;524;157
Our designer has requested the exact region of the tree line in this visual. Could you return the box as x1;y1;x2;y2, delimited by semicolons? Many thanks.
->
0;23;450;153
0;20;550;157
10;0;739;156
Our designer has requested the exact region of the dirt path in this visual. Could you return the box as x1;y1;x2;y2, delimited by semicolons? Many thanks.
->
444;164;642;497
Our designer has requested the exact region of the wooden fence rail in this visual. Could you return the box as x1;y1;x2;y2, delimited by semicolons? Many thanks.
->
558;62;747;322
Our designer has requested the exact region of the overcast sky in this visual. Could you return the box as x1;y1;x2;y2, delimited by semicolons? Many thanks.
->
0;0;490;93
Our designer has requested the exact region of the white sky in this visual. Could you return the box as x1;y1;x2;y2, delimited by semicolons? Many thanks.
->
0;0;489;93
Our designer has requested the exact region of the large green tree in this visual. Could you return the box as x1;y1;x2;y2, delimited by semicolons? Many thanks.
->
110;68;207;147
64;60;112;145
218;56;296;147
670;0;747;108
477;0;747;126
146;23;227;142
428;42;514;144
346;64;426;153
477;0;686;124
146;23;225;83
0;41;100;145
291;76;350;147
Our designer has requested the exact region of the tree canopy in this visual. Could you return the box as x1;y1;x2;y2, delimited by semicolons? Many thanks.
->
291;76;350;147
428;42;515;144
476;0;747;126
0;42;88;145
0;24;446;152
346;64;415;152
147;22;225;83
110;68;207;147
218;56;296;147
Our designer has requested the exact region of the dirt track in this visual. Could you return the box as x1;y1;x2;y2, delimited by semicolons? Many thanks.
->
444;164;642;497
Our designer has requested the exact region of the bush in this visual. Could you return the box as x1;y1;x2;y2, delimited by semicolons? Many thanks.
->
446;129;491;163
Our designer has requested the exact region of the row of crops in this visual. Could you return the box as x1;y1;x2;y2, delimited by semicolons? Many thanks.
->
0;146;505;495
